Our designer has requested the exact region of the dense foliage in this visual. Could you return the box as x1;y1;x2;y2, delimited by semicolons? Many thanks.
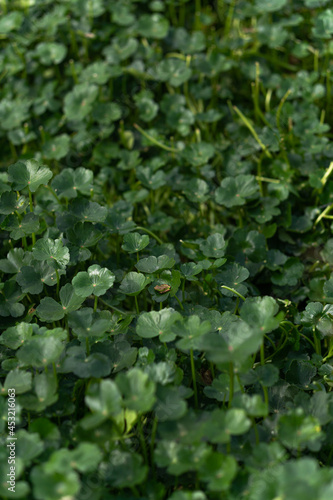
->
2;0;333;499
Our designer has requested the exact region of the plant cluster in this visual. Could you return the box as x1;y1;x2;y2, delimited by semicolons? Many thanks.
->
2;0;333;499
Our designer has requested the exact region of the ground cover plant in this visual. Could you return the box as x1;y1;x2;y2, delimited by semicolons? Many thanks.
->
2;0;333;498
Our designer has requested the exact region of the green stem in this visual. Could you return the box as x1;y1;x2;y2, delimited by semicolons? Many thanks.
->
326;70;331;118
190;349;199;410
260;342;265;366
194;0;201;30
255;176;280;184
55;269;60;299
314;203;333;226
233;105;272;158
69;59;79;83
150;416;158;464
28;189;36;245
174;294;184;311
136;226;163;245
134;295;140;315
133;123;180;153
320;161;333;188
256;154;263;196
252;417;260;445
221;285;246;301
52;362;58;388
137;416;149;464
94;295;98;312
225;0;236;37
47;185;61;204
313;330;322;355
276;89;292;133
228;362;234;408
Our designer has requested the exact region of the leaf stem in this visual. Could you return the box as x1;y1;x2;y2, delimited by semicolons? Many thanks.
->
174;294;184;310
94;295;98;312
134;295;140;315
221;285;246;301
133;123;180;153
55;269;60;298
314;203;333;226
190;349;198;410
136;226;163;245
228;362;234;408
233;105;272;158
137;416;149;464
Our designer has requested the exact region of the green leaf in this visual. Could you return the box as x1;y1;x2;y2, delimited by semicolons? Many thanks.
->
300;302;333;336
43;442;102;474
4;369;32;394
104;450;148;487
64;83;99;121
175;315;212;351
69;198;107;223
215;175;259;208
0;280;25;317
155;440;209;475
36;284;84;322
122;232;150;253
8;159;53;192
30;465;80;500
16;262;62;294
312;9;333;38
198;318;264;365
233;394;268;417
204;373;241;402
137;14;169;39
255;0;288;12
36;297;64;322
240;296;284;334
183;178;209;203
66;222;102;248
135;255;175;273
155;58;192;87
72;264;115;297
181;142;215;167
136;308;182;342
68;308;111;338
203;408;251;444
52;168;93;199
0;12;24;33
278;409;323;450
199;451;237;492
42;134;70;160
35;42;67;65
16;335;65;368
180;262;203;281
2;213;39;240
199;233;227;259
216;263;249;297
0;191;27;215
154;386;188;421
32;238;70;269
16;429;44;464
0;322;33;349
79;61;113;85
0;248;31;274
119;272;151;296
85;379;122;417
271;257;304;286
59;346;111;378
116;367;156;412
